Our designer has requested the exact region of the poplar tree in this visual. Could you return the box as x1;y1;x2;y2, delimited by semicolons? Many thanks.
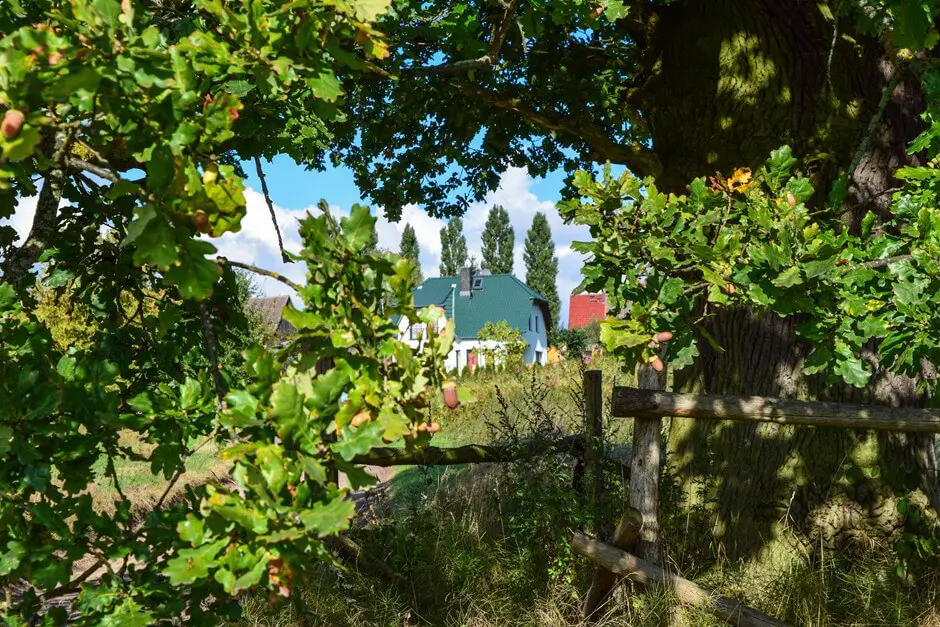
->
523;212;560;333
439;217;468;277
480;205;514;274
399;223;423;284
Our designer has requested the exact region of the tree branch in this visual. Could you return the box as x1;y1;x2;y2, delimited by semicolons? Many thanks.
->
253;156;290;263
2;130;74;289
67;157;120;183
411;0;520;76
215;257;301;291
462;84;662;177
199;301;226;404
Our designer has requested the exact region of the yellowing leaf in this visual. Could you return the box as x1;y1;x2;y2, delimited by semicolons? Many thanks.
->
726;167;753;192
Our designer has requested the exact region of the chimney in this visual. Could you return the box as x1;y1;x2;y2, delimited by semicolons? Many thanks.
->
459;267;472;295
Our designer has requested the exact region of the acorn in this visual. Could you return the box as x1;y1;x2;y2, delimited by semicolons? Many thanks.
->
428;421;441;434
650;355;665;372
653;331;673;343
192;210;210;233
442;380;459;409
351;411;371;428
786;191;797;207
1;110;24;139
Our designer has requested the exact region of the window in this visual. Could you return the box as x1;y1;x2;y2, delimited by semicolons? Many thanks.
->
472;277;484;290
536;351;543;364
535;315;539;333
455;350;461;370
529;315;532;331
409;321;439;340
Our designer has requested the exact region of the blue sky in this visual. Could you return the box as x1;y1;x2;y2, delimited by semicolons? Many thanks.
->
4;159;590;326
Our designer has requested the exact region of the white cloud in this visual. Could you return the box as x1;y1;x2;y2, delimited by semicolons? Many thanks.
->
1;167;589;326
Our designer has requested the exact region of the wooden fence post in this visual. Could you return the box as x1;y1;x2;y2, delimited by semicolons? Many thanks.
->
583;370;605;535
581;357;667;620
630;359;667;563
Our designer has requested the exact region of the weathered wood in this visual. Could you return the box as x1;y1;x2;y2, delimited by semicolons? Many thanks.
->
352;435;585;467
580;507;642;619
582;361;667;621
583;370;605;535
630;362;668;563
572;533;791;627
612;387;940;433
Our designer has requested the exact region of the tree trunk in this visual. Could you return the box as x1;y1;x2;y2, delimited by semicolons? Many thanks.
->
636;0;934;557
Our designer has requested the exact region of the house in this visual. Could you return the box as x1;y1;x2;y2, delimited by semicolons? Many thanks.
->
246;295;297;340
568;292;607;329
400;268;551;371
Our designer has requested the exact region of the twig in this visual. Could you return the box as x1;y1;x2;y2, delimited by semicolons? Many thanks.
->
152;429;219;511
855;253;912;270
199;301;226;404
67;157;120;183
215;257;301;291
106;453;129;506
253;156;290;263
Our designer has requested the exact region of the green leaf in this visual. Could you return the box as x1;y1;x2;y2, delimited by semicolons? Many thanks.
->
833;350;870;388
223;389;261;427
307;70;343;102
603;0;630;21
125;206;179;269
127;392;153;414
0;426;12;457
92;0;122;26
1;126;41;161
332;420;384;460
163;538;228;585
298;497;355;536
773;266;803;288
56;356;77;380
178;515;206;546
0;541;27;576
270;382;304;441
147;145;175;193
341;204;377;252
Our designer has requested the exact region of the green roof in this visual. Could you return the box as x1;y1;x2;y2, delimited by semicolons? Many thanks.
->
412;274;550;339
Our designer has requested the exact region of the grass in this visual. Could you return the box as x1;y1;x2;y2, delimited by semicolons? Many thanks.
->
86;431;230;514
231;357;940;626
235;460;940;627
77;357;940;625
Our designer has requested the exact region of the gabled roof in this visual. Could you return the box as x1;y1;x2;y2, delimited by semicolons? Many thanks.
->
569;292;607;329
247;295;297;336
413;274;550;339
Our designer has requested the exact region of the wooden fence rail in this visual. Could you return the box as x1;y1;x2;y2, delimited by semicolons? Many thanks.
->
573;533;791;627
612;387;940;433
352;435;584;467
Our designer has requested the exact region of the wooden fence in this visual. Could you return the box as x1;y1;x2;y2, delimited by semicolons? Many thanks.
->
348;369;940;626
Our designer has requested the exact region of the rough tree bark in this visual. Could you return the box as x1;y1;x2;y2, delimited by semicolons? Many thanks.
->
633;0;934;556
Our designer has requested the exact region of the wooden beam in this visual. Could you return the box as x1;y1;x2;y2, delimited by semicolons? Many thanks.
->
352;435;584;467
583;370;605;535
630;361;668;563
611;387;940;433
572;533;791;627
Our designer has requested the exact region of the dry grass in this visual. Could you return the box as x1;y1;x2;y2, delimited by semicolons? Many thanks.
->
85;431;230;514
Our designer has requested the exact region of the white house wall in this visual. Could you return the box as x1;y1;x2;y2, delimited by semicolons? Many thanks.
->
398;304;549;370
